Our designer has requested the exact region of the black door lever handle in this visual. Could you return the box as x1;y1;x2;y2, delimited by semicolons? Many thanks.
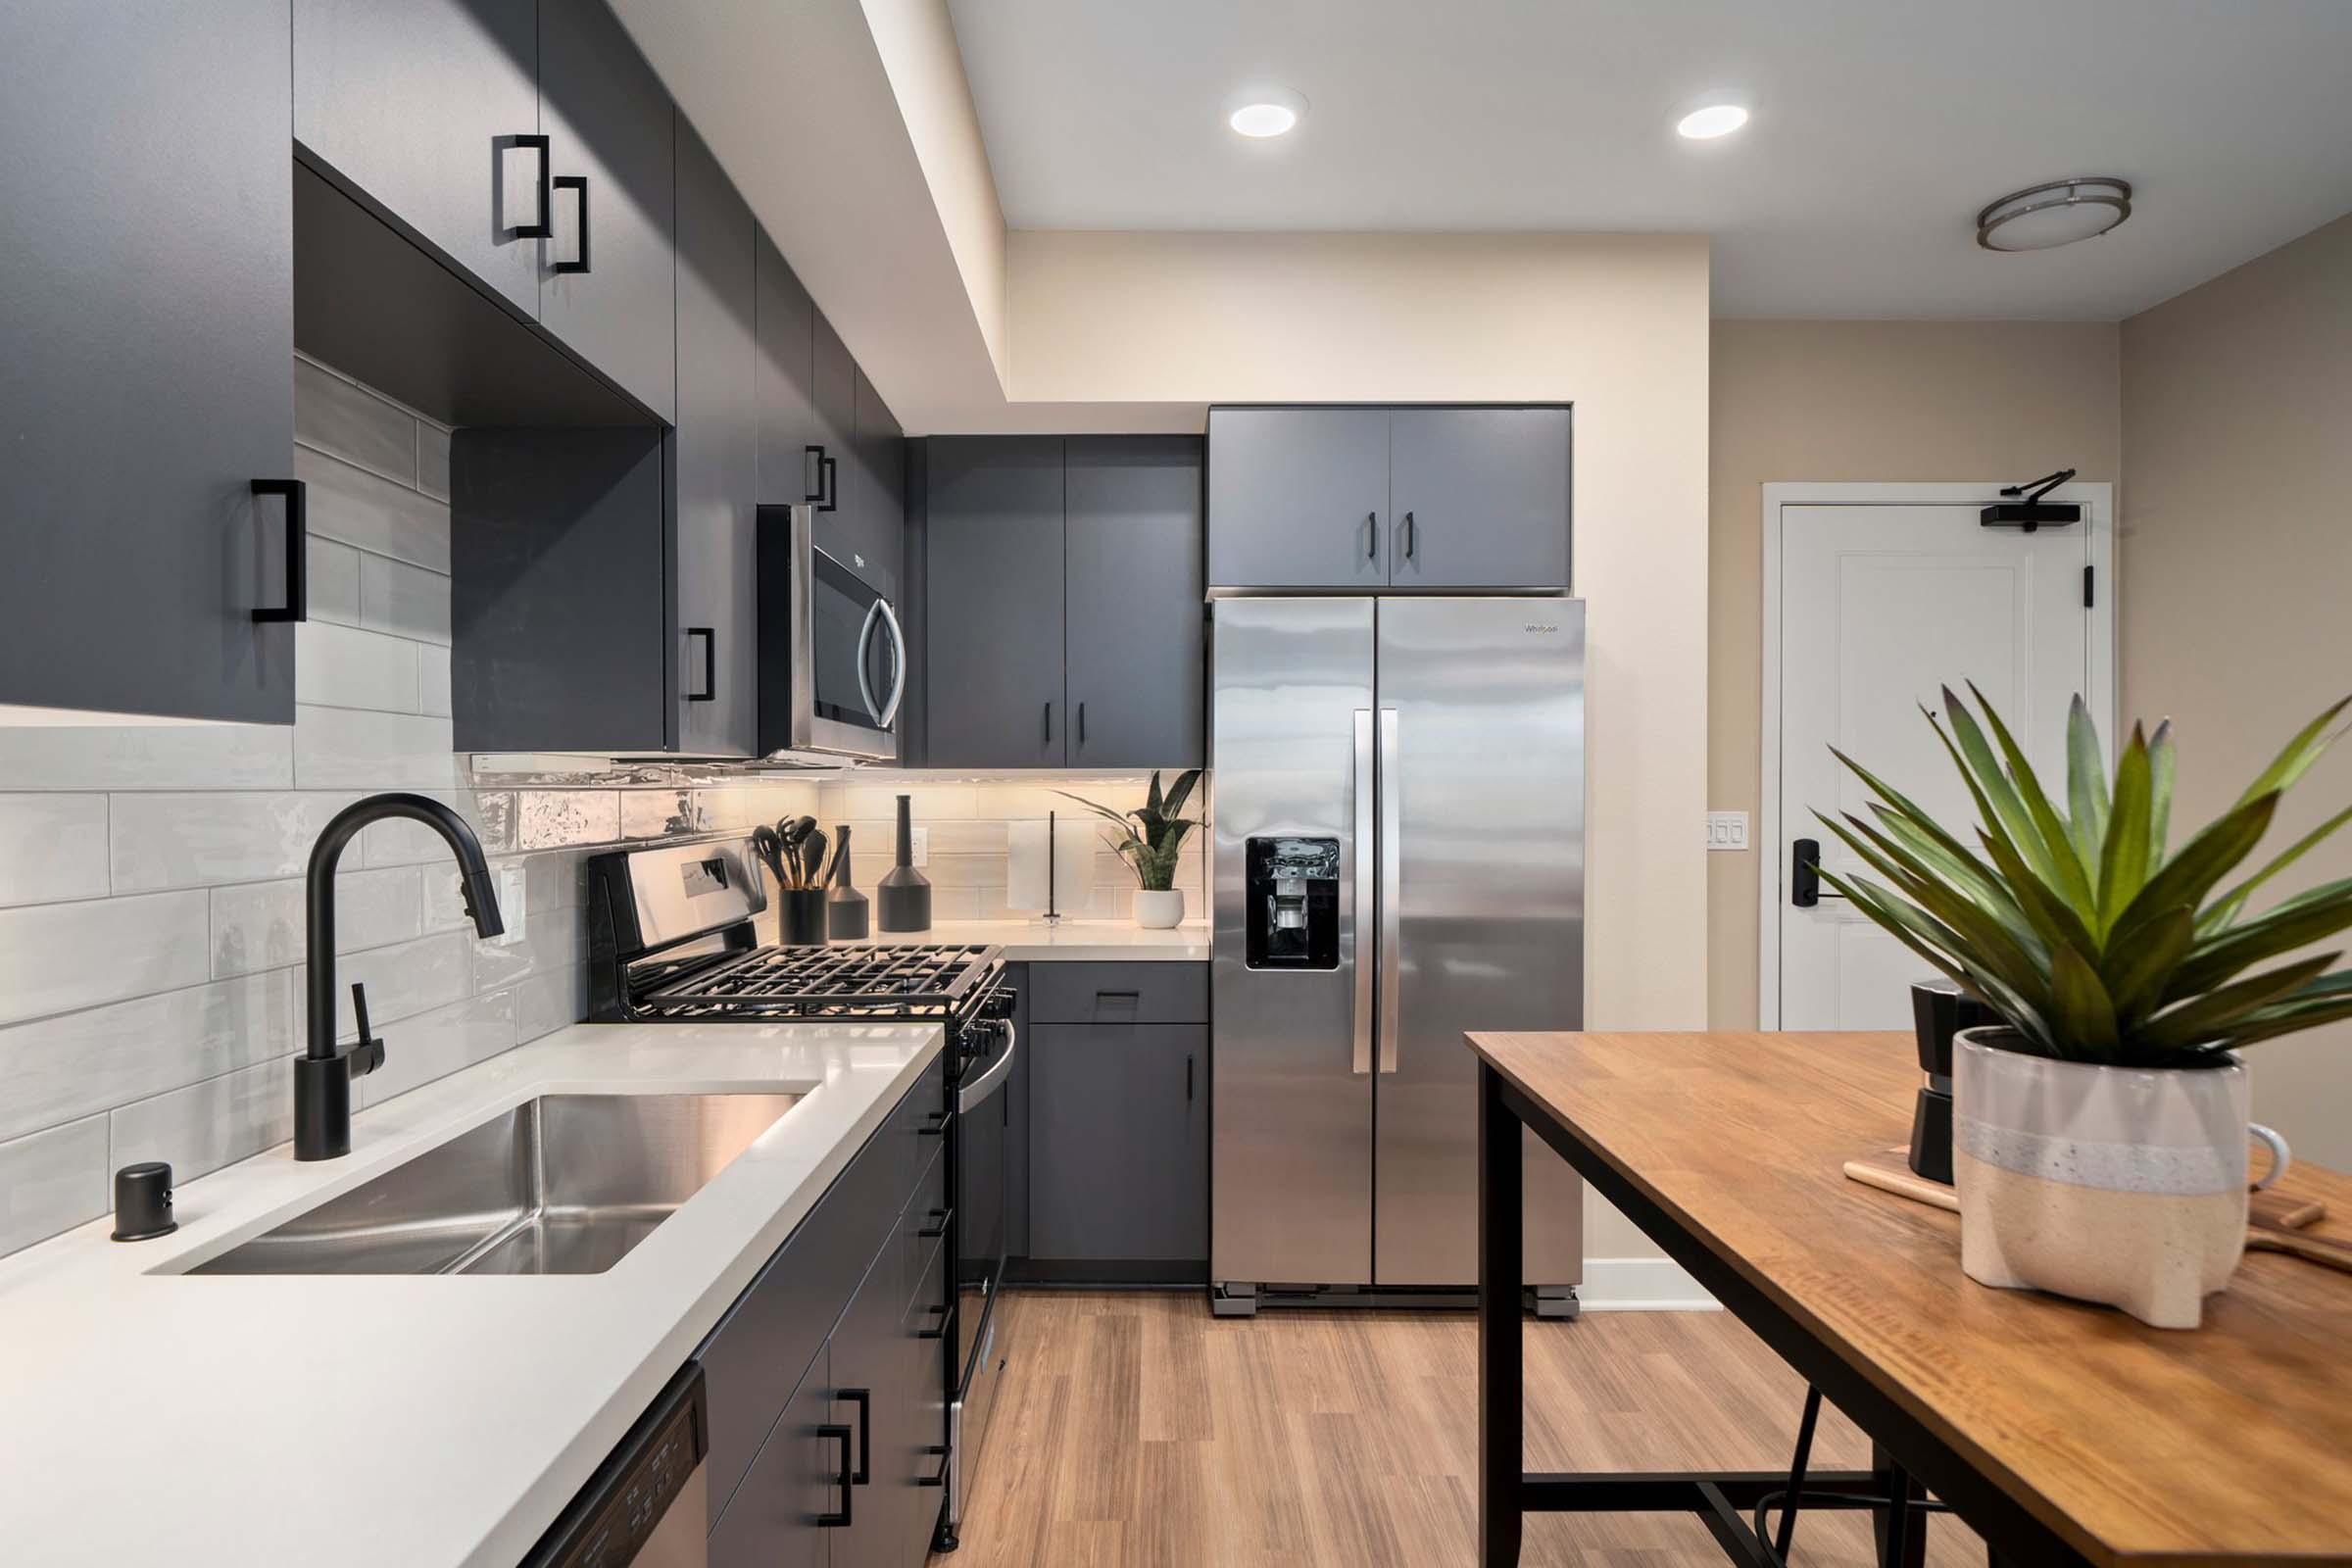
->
1790;838;1848;907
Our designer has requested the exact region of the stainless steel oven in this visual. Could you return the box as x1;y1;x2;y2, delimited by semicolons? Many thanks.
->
756;504;905;760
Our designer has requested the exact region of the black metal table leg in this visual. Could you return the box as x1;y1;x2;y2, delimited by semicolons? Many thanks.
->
1479;1060;1525;1568
1873;1444;1927;1568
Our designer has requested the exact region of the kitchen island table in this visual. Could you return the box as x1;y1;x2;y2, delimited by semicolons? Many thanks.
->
1470;1029;2352;1568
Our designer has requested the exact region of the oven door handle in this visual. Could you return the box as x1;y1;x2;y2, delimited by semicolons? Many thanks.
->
956;1020;1018;1115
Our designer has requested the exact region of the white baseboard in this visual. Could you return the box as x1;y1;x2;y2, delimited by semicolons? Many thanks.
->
1578;1256;1718;1312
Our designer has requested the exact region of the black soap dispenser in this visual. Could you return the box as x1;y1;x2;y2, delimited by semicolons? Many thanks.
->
876;795;932;932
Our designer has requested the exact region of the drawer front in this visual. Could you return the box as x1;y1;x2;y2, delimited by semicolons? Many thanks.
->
891;1142;951;1321
700;1064;943;1529
1027;961;1207;1024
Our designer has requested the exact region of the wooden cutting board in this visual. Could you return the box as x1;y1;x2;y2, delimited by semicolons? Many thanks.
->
1842;1148;2350;1273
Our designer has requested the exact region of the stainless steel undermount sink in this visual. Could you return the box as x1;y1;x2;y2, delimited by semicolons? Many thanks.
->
186;1092;802;1277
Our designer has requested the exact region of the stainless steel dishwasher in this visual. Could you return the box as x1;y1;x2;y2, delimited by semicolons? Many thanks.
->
523;1364;709;1568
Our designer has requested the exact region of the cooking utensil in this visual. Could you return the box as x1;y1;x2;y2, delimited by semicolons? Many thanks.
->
800;829;829;896
750;825;787;888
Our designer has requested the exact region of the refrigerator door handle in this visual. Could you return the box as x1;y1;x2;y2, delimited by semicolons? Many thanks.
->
1378;708;1401;1074
1352;708;1376;1075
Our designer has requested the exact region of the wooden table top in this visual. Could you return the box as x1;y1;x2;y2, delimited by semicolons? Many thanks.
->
1467;1029;2352;1568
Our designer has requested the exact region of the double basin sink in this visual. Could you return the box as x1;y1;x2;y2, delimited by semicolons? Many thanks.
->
188;1092;801;1276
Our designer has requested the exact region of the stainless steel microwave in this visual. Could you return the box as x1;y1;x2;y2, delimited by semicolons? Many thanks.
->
756;504;905;761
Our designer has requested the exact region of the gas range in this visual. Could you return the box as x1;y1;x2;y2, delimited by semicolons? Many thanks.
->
581;837;1018;1550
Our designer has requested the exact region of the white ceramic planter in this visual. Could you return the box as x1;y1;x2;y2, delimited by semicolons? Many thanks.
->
1133;888;1186;929
1952;1029;2289;1329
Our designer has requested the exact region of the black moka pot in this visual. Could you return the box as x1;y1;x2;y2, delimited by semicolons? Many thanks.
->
1907;978;1993;1183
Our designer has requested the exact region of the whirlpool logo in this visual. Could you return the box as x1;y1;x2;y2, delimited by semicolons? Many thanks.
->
1523;622;1560;635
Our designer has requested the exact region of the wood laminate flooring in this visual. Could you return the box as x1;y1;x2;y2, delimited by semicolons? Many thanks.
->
939;1291;1984;1567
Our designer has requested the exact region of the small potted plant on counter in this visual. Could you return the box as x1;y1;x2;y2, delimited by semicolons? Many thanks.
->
1058;769;1203;928
1816;685;2352;1328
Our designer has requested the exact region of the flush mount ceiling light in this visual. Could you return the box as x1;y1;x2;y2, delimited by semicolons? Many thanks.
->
1227;89;1304;139
1675;102;1749;140
1976;176;2133;252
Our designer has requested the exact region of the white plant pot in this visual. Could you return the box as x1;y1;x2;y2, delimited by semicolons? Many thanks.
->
1952;1030;2285;1330
1133;889;1186;929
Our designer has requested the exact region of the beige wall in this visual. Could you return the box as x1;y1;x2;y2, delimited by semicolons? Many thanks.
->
1008;230;1713;1257
2122;214;2352;1166
1708;320;2124;1030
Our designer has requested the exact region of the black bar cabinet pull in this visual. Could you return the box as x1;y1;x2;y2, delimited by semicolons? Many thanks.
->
918;1205;954;1239
251;477;308;623
916;1304;950;1341
509;133;552;238
804;444;826;505
685;628;716;702
840;1387;871;1484
1187;1054;1195;1102
1365;511;1378;560
1077;702;1086;747
919;1446;951;1487
917;1108;953;1137
1401;510;1417;561
818;454;839;513
551;174;589;273
1043;702;1053;745
815;1424;854;1526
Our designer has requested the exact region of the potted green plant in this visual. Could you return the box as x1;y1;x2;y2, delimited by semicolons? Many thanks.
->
1057;769;1204;928
1817;684;2352;1328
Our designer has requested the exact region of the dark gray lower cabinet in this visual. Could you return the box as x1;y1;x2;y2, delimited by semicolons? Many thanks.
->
537;0;676;419
1028;1022;1210;1267
1;0;296;724
672;116;760;757
1387;407;1570;589
708;1351;832;1568
1064;438;1204;768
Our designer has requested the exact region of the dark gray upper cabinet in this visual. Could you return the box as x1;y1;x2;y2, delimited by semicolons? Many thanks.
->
0;0;296;724
846;367;907;598
1388;407;1571;589
755;231;823;507
537;0;675;420
291;0;541;319
671;117;759;757
1065;438;1204;768
924;438;1069;769
1205;408;1389;589
1027;1022;1210;1265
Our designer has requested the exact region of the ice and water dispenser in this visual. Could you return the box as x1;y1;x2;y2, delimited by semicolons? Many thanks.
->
1244;837;1341;969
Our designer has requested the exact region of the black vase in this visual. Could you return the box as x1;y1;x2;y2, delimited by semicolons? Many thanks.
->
876;794;932;932
827;833;869;940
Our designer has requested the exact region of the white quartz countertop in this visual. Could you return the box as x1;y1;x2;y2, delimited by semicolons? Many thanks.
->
861;918;1209;961
0;1019;945;1568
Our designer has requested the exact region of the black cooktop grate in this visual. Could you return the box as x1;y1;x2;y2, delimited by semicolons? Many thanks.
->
640;942;1003;1017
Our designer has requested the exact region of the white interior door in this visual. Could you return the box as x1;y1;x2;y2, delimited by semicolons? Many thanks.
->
1770;492;2111;1030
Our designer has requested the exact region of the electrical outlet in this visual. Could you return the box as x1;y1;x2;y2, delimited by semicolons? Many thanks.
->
910;826;929;867
1705;810;1749;852
491;863;527;946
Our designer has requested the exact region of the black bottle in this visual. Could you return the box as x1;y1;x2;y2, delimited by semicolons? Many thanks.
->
827;827;870;940
876;795;932;932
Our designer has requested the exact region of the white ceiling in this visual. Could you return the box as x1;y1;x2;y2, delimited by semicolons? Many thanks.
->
947;0;2352;319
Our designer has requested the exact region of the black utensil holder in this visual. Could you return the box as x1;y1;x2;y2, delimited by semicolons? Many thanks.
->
777;888;828;947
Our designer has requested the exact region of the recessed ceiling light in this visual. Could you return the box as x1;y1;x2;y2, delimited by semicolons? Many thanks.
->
1676;103;1749;140
1227;90;1304;139
1976;176;2133;252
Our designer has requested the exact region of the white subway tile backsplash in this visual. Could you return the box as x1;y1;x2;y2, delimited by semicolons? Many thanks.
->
470;906;583;992
423;850;584;935
308;536;365;627
417;422;452;503
333;931;475;1039
0;1116;108;1254
295;446;450;571
0;968;301;1142
417;643;453;717
0;795;109;907
356;992;516;1105
294;358;418;488
516;791;621;850
509;964;587;1047
360;791;514;866
0;721;292;793
619;788;711;840
210;866;423;979
110;1054;297;1184
295;620;422;714
360;553;452;646
0;893;210;1026
293;705;459;791
110;791;361;893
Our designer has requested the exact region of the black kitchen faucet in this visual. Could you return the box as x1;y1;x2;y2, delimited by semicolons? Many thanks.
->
295;793;503;1160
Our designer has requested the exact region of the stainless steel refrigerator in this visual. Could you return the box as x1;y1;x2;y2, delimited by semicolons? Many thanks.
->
1210;596;1585;1315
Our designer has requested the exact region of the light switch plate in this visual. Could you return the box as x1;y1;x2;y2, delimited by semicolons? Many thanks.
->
910;826;929;867
1706;811;1749;852
491;864;527;946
